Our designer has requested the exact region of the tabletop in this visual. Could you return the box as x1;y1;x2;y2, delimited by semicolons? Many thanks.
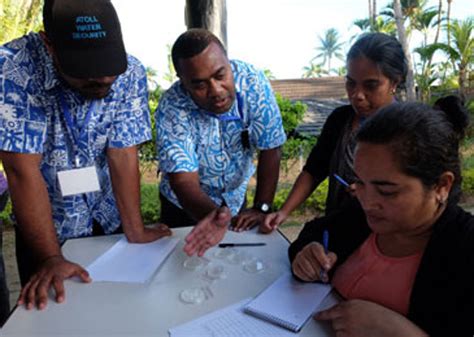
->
1;227;337;337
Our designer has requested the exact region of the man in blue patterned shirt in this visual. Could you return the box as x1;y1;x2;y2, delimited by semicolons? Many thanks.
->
156;29;286;235
0;0;171;310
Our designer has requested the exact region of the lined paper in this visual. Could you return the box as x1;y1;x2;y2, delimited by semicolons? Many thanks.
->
169;299;296;337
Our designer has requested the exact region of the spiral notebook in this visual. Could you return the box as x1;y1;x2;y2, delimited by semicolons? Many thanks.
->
169;298;296;337
244;272;332;332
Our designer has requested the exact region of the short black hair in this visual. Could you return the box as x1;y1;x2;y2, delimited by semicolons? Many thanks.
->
356;100;469;205
347;33;407;90
171;28;227;75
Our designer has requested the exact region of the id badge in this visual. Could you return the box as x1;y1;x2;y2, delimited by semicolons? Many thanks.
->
57;166;100;196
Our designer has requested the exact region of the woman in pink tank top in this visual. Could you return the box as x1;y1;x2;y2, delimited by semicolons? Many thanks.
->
289;98;473;336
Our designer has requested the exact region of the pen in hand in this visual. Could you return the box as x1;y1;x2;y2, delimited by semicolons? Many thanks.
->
319;230;329;282
333;174;350;188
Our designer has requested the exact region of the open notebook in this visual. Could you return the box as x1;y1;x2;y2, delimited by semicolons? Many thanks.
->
244;272;332;332
169;298;296;337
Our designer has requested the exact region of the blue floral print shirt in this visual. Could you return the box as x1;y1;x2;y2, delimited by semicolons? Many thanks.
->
0;33;151;241
156;60;286;216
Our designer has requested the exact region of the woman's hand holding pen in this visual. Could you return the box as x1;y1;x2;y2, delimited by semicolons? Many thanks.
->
292;241;337;283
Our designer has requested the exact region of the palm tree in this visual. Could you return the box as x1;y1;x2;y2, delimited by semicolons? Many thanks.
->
335;66;347;76
145;67;160;90
353;17;397;37
414;45;438;101
368;0;374;29
381;0;429;37
393;0;416;100
412;7;439;46
263;69;276;80
438;60;452;80
313;28;345;74
302;62;327;78
431;18;474;99
163;44;177;85
433;0;443;45
446;0;453;47
422;2;444;93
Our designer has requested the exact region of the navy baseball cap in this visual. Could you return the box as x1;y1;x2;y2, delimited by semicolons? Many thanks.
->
43;0;127;78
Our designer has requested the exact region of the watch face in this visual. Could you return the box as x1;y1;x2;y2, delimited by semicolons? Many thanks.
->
260;203;270;212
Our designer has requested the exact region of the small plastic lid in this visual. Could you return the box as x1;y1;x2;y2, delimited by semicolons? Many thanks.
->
213;247;236;259
205;264;227;280
179;287;206;304
243;257;268;274
183;256;207;271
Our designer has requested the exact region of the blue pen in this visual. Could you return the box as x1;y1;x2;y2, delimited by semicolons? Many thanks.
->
333;173;350;188
320;230;329;281
323;230;329;254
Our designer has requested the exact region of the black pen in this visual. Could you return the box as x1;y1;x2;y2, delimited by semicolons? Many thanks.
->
218;243;266;248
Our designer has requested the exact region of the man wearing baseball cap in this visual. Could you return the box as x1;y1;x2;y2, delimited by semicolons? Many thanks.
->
0;0;171;311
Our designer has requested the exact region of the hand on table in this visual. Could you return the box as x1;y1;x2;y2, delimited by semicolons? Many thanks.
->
231;209;265;232
315;299;428;337
183;206;231;257
292;242;337;283
260;210;289;233
18;255;91;310
127;223;172;243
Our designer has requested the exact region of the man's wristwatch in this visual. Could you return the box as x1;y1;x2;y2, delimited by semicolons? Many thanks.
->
253;202;272;214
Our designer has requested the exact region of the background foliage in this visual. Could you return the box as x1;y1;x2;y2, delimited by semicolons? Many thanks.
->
0;0;43;44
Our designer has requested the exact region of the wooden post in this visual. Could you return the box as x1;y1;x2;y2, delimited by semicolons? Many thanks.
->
185;0;228;50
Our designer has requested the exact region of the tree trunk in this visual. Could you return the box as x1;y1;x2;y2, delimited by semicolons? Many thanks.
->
393;0;416;101
446;0;457;71
447;0;452;47
433;0;442;45
372;0;377;27
368;0;373;29
185;0;228;50
423;0;442;102
459;66;467;101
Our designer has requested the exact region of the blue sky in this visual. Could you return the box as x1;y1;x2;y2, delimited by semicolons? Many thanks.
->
113;0;472;87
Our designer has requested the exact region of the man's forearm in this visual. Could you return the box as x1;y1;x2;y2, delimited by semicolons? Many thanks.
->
107;146;145;242
169;172;218;220
254;147;282;205
1;153;61;263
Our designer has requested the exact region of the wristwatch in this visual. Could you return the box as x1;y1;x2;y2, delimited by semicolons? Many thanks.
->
253;202;272;214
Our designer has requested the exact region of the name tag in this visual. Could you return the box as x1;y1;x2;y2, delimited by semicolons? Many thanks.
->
58;166;100;196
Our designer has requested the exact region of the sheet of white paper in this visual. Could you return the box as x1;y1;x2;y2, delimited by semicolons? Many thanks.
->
169;299;296;337
86;236;179;283
57;166;100;196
